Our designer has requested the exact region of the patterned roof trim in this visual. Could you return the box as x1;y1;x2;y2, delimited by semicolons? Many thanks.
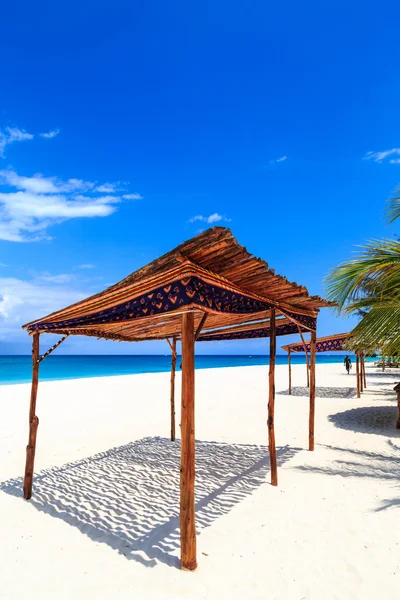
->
282;334;349;353
27;275;275;333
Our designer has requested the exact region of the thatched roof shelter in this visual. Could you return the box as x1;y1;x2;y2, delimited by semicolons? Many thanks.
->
282;332;366;398
24;227;327;341
21;227;329;571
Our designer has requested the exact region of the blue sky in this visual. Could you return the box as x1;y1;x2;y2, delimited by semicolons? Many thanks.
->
1;1;399;355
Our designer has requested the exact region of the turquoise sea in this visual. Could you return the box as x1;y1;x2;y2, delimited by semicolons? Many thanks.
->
0;354;356;385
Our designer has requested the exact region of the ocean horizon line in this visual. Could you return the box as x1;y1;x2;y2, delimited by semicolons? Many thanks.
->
0;353;360;386
0;352;352;357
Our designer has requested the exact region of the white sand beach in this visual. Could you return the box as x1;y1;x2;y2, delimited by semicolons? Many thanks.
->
0;362;399;600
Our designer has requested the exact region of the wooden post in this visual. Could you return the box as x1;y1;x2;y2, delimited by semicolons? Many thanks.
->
394;384;400;429
23;333;40;500
180;312;196;571
298;327;310;387
360;352;364;393
268;308;278;486
288;350;292;395
169;337;177;441
356;353;360;398
309;329;316;451
362;353;367;389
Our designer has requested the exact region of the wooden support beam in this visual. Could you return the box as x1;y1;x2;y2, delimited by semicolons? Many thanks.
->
38;334;69;363
360;353;364;393
180;312;197;571
288;349;292;395
297;327;310;388
362;353;367;389
268;307;278;486
356;353;361;398
195;312;208;341
23;333;40;500
309;329;316;451
169;337;177;441
395;384;400;429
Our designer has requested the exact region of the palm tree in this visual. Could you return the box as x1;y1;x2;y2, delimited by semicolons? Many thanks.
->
325;200;400;356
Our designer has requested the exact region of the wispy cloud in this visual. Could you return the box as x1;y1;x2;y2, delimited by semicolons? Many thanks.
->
36;272;75;284
0;276;85;339
0;168;142;242
0;127;34;158
78;263;95;269
95;182;122;193
122;193;143;200
0;169;95;194
364;148;400;164
269;155;288;165
40;129;60;139
0;125;61;157
94;184;143;197
189;213;231;225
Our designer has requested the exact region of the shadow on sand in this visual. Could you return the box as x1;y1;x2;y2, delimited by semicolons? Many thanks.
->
328;405;400;437
295;441;400;511
278;386;357;399
0;437;298;569
362;371;400;380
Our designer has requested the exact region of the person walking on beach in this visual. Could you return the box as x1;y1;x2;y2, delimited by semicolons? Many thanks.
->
344;355;352;374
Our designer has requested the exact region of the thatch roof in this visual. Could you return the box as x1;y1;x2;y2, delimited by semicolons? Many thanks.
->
282;333;349;353
23;227;330;342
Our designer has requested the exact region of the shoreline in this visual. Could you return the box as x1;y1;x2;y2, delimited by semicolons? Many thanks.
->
0;353;371;387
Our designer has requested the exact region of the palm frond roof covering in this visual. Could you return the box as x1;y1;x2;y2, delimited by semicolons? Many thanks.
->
23;227;330;342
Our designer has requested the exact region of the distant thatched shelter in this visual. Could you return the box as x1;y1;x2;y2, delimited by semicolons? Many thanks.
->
282;333;367;398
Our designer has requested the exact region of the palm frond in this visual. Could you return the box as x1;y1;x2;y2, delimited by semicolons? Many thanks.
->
386;185;400;224
344;305;400;355
325;238;400;311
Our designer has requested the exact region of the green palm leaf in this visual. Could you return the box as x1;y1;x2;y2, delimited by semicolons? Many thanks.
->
344;305;400;355
325;238;400;312
387;185;400;224
325;236;400;355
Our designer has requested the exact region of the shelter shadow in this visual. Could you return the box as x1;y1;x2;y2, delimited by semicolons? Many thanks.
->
0;437;298;569
295;441;400;511
278;386;357;399
328;406;400;437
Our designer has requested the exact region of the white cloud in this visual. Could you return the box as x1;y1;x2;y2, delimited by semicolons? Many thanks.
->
6;128;33;143
40;129;60;139
78;263;95;269
0;276;85;339
95;182;120;193
36;272;75;284
189;213;230;225
364;148;400;163
0;168;142;242
122;193;143;200
0;169;95;194
269;155;288;165
0;127;34;157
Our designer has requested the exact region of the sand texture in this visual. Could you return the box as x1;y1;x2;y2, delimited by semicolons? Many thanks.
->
0;362;399;600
